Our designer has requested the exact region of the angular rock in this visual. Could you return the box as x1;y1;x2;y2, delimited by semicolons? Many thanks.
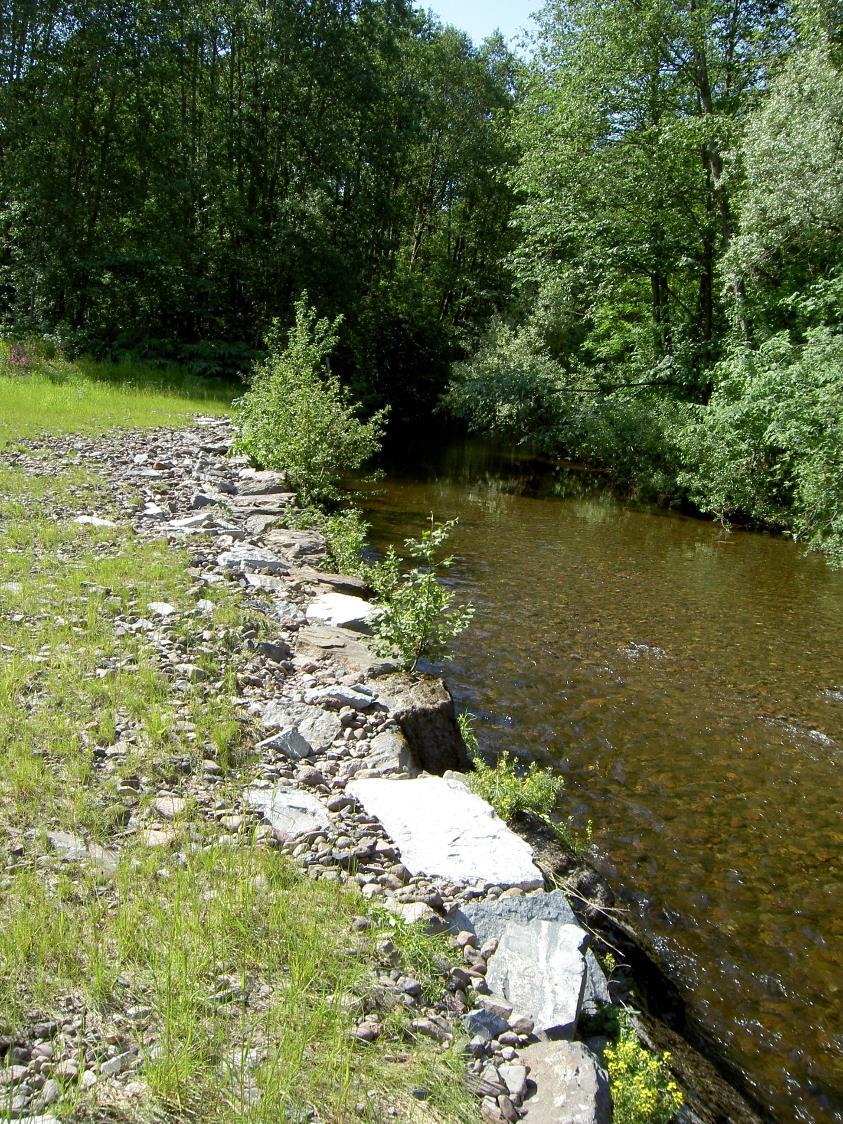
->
245;514;283;536
463;1008;511;1041
447;890;610;1018
262;528;327;564
376;673;468;774
499;1064;528;1101
46;830;119;876
346;776;543;890
245;786;330;839
270;599;307;627
229;494;295;516
74;514;117;528
296;708;342;751
251;639;292;662
155;796;186;819
256;728;313;760
520;1040;612;1124
306;592;378;633
486;920;588;1037
235;470;288;494
306;684;380;711
363;729;420;778
259;702;341;752
294;568;369;597
147;601;178;617
217;544;288;575
244;573;288;592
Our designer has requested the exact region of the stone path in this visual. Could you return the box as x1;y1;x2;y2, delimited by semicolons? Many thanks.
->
2;418;617;1123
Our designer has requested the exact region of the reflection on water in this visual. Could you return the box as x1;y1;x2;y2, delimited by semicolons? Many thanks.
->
363;440;843;1124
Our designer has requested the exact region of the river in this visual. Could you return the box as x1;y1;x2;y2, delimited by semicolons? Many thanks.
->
361;438;843;1124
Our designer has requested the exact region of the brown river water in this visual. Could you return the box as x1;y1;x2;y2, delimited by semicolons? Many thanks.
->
362;439;843;1124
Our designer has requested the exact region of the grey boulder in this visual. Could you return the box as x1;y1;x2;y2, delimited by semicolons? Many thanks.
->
486;920;588;1037
520;1040;612;1124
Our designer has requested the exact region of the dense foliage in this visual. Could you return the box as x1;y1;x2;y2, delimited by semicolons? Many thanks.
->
0;0;515;416
3;0;840;559
446;0;843;562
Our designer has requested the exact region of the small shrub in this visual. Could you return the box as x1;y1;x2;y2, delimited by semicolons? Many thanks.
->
369;516;474;672
233;296;387;506
605;1018;683;1124
461;714;592;853
467;747;563;822
320;508;371;576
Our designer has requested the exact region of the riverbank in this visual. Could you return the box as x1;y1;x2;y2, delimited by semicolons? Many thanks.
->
3;417;626;1123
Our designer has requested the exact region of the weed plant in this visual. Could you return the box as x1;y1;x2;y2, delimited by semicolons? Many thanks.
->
460;714;592;855
605;1015;684;1124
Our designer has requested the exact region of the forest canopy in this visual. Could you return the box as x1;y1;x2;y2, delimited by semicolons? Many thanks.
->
1;0;841;560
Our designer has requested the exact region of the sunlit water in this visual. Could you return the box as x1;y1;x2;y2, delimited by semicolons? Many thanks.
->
362;440;843;1123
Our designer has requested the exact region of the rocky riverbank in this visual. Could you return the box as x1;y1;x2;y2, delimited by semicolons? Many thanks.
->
1;416;766;1124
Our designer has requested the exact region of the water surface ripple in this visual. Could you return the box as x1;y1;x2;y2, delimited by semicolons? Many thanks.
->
363;441;843;1124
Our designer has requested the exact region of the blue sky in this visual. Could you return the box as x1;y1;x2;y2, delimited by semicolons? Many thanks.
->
423;0;539;46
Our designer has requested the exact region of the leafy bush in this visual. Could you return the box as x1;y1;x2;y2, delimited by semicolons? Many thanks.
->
461;714;591;853
675;328;843;564
369;517;474;672
320;508;372;576
233;296;387;506
605;1019;683;1124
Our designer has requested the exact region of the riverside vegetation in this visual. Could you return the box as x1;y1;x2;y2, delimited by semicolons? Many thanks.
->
0;362;685;1123
2;0;841;562
230;299;684;1121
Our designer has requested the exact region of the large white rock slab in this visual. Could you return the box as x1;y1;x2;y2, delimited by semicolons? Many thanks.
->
246;785;330;839
486;920;588;1037
306;592;378;633
346;776;544;890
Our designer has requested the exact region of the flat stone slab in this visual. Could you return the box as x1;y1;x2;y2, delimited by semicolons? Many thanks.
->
448;890;610;1017
346;776;544;890
46;830;119;875
246;785;330;839
306;592;378;633
486;920;588;1037
217;544;289;575
520;1040;612;1124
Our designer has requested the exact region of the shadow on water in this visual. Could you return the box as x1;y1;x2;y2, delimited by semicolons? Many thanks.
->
361;438;843;1124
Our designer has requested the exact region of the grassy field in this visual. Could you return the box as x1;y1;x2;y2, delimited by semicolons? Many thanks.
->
0;357;474;1122
0;345;235;445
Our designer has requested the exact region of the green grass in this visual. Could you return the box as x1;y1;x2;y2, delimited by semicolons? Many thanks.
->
0;459;475;1122
0;344;235;446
